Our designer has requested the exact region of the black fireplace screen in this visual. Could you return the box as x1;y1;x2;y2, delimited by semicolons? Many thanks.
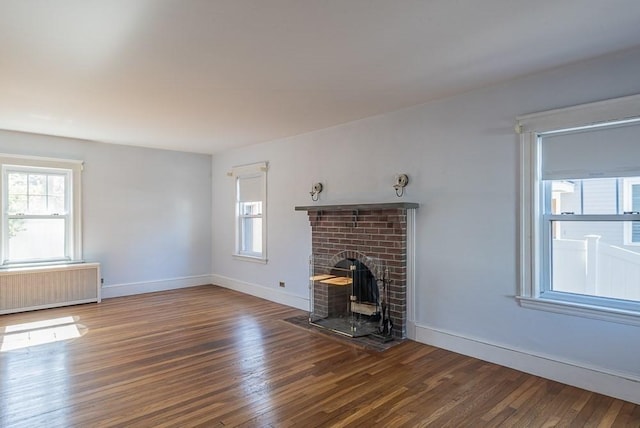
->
331;258;379;305
309;254;387;338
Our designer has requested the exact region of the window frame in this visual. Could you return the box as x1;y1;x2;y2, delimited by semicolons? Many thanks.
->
0;154;83;267
231;161;268;263
517;93;640;326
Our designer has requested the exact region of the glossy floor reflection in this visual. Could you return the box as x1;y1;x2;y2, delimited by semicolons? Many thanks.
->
0;285;637;427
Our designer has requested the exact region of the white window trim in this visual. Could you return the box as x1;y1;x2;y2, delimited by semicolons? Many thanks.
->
0;153;83;267
231;161;268;263
517;93;640;326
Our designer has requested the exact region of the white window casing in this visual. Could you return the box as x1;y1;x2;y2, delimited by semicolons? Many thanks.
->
230;161;268;263
517;93;640;326
0;153;83;267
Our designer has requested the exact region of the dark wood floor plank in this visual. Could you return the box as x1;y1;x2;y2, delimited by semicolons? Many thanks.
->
1;285;637;427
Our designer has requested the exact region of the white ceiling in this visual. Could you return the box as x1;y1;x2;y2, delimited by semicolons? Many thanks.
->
1;1;640;154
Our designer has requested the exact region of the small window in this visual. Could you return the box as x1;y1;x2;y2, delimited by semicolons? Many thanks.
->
1;155;83;266
518;93;640;325
232;162;267;262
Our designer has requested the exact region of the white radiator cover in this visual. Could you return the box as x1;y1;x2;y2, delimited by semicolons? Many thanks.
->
0;262;101;314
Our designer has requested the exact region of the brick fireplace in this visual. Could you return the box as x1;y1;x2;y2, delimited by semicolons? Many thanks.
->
296;203;418;339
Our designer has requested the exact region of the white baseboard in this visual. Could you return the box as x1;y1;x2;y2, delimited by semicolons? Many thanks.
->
101;275;212;299
211;274;309;311
414;323;640;405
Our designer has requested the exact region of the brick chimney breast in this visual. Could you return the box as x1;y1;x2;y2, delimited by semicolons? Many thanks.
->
296;203;418;339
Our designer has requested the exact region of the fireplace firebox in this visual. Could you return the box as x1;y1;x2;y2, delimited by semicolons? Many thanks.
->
309;253;387;337
332;258;378;306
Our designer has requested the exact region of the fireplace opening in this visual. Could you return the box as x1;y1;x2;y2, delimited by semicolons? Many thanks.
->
331;258;379;309
309;254;387;338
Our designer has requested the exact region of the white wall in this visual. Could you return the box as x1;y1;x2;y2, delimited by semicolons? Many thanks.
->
0;130;212;297
211;47;640;404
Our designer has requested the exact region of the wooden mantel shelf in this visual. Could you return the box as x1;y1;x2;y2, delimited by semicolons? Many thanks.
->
295;202;419;211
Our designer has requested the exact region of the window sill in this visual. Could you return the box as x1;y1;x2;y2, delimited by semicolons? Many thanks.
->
232;254;268;264
0;260;84;270
516;296;640;326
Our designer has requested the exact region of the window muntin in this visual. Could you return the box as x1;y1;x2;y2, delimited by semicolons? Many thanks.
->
0;156;82;266
232;162;267;262
518;94;640;323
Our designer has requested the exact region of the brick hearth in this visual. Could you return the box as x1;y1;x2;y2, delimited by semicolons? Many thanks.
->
296;203;418;338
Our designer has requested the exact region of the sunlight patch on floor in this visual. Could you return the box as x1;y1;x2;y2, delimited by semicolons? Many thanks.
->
0;316;85;352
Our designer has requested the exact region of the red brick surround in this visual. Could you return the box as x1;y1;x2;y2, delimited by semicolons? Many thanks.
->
298;203;417;338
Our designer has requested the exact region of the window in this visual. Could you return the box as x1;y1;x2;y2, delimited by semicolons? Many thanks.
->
232;162;267;262
0;155;82;266
518;93;640;325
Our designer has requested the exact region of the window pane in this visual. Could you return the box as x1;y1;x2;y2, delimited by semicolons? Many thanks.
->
237;175;262;202
28;174;46;196
551;221;640;302
28;195;47;214
582;179;618;214
632;222;640;243
548;178;619;215
7;195;27;214
240;201;262;216
8;218;66;261
8;172;27;194
241;217;262;254
48;175;65;197
633;184;640;243
541;121;640;180
48;196;65;214
7;173;27;214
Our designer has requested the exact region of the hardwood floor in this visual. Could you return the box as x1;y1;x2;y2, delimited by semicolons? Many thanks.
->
0;285;638;427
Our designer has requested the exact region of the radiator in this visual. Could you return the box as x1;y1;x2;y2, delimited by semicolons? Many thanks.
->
0;262;101;315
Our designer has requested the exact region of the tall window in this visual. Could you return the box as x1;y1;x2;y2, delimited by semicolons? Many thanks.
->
232;162;267;262
1;155;82;266
518;94;640;324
